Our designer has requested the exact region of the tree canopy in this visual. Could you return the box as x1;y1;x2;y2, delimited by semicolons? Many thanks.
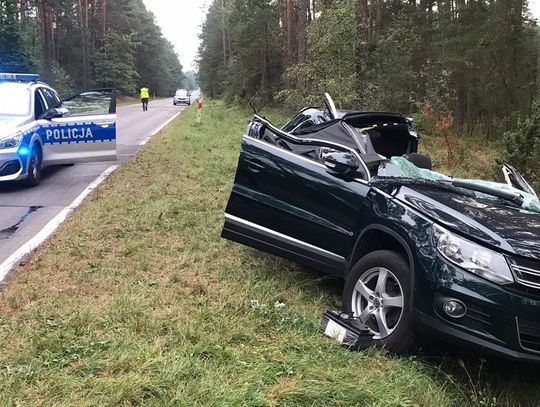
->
0;0;185;97
198;0;539;136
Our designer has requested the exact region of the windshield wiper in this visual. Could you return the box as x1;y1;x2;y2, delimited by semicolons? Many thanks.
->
451;180;525;207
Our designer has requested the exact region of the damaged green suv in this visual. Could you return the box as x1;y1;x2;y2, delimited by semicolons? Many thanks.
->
222;94;540;362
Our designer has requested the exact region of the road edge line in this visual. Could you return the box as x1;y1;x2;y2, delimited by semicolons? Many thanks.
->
139;110;183;146
0;164;119;283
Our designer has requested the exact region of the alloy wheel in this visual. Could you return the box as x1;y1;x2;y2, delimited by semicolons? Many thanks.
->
350;267;404;340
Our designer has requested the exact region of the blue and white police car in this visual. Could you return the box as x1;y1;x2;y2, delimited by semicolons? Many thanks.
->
0;73;117;186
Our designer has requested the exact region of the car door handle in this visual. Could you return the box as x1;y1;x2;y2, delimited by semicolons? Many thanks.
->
246;159;265;173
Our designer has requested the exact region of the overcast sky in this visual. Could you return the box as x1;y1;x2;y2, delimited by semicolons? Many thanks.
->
143;0;210;71
530;0;540;18
143;0;540;72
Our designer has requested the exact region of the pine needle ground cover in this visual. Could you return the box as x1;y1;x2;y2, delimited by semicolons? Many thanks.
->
0;102;538;406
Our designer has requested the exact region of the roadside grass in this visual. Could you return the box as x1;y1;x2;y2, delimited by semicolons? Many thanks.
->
419;131;502;180
0;101;538;406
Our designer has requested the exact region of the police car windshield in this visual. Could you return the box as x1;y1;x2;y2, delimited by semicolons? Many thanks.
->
176;90;188;96
0;83;31;117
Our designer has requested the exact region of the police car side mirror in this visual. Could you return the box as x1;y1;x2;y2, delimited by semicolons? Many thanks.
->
42;107;68;120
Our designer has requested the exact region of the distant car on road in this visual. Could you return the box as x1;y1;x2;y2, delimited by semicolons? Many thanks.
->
0;73;117;187
173;89;191;106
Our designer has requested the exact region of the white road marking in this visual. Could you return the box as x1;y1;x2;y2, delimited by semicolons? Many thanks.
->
0;108;183;284
0;165;119;283
139;110;183;146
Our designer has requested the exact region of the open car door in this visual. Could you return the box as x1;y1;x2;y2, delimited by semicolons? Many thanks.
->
503;164;538;199
38;89;116;165
222;112;372;276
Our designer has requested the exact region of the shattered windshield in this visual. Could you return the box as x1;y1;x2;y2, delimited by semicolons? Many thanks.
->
377;157;540;214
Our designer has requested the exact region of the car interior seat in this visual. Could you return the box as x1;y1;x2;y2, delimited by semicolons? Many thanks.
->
404;153;432;170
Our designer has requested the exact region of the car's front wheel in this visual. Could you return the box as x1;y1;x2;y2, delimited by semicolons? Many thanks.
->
343;250;415;353
24;143;42;187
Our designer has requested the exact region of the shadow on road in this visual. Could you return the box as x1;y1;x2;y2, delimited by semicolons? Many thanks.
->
0;165;67;192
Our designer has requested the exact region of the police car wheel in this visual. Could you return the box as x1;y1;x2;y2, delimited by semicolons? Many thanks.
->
24;144;42;187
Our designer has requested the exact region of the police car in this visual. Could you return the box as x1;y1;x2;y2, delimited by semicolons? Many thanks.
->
0;73;117;186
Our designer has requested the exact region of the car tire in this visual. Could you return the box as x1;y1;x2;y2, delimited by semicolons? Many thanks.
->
24;143;42;187
342;250;415;353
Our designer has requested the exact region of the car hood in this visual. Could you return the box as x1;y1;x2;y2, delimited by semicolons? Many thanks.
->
394;184;540;260
0;116;27;138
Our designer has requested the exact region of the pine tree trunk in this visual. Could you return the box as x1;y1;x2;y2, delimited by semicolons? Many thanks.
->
454;72;466;133
286;0;297;66
102;0;107;33
39;0;54;79
221;0;228;64
375;0;383;36
355;0;369;105
537;28;540;99
78;0;88;88
278;0;288;68
368;0;373;40
297;0;309;64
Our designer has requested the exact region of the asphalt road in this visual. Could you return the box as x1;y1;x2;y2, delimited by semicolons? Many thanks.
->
0;98;186;270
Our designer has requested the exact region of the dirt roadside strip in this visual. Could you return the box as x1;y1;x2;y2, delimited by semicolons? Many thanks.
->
0;102;534;406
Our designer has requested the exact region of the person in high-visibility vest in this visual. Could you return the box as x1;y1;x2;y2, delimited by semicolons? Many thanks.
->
140;86;150;111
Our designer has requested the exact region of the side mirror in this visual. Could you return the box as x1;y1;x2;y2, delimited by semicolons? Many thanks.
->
42;107;68;120
322;150;360;175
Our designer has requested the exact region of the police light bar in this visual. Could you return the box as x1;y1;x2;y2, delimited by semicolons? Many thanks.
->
0;73;41;82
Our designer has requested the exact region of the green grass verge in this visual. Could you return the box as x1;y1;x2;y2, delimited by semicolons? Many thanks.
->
0;101;538;406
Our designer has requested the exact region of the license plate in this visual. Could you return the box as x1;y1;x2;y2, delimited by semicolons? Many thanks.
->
324;318;347;343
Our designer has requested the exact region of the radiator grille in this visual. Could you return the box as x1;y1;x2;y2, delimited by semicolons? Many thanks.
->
509;258;540;290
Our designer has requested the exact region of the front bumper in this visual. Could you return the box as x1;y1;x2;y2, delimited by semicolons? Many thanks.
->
174;98;191;104
415;250;540;363
0;148;26;181
416;311;540;363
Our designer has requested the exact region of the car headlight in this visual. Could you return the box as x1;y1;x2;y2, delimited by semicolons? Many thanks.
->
0;132;23;150
433;225;514;284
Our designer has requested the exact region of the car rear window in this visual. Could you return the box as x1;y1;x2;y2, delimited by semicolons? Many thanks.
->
0;83;30;116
